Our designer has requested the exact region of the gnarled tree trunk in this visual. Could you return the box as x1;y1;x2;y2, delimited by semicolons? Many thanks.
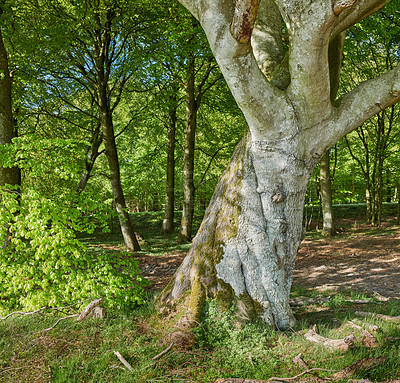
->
161;0;400;330
162;130;314;329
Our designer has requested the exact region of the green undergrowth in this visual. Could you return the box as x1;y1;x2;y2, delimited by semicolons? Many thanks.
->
1;293;399;382
1;212;400;381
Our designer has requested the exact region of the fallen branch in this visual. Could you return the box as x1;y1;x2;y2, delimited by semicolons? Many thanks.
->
77;298;103;322
42;298;103;332
43;314;79;331
347;321;378;348
0;299;92;321
113;351;133;372
0;307;47;320
304;326;356;351
213;357;386;383
152;343;174;361
355;311;400;323
350;318;380;333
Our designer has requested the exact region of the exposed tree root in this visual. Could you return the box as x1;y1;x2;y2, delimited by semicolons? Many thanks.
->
355;311;400;323
303;325;356;351
346;320;378;348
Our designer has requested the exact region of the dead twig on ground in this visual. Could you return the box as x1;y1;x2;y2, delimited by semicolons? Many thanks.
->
42;298;103;332
113;351;134;372
152;342;174;361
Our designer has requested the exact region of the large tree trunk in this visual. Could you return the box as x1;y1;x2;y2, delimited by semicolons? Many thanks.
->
165;0;400;331
161;94;178;234
178;55;197;243
319;150;335;236
162;132;312;330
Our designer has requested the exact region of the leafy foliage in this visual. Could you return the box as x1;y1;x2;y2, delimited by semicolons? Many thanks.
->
0;137;147;312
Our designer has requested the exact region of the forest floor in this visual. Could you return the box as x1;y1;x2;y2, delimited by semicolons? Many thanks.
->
1;213;400;383
134;217;400;301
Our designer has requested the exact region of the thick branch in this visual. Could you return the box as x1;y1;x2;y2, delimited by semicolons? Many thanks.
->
251;0;284;78
331;65;400;144
332;0;391;39
279;0;337;126
182;0;287;140
230;0;260;44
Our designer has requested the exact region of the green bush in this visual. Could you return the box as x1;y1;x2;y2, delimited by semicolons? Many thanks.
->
0;137;148;312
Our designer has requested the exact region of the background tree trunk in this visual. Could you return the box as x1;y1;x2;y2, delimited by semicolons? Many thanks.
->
0;24;20;248
75;124;102;195
0;27;19;188
178;54;197;243
161;93;178;234
319;150;335;236
100;100;141;252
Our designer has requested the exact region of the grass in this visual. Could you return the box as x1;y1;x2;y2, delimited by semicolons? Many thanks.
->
1;295;399;382
1;211;400;382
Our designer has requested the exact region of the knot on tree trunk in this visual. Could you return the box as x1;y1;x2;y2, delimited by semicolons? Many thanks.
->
271;192;284;203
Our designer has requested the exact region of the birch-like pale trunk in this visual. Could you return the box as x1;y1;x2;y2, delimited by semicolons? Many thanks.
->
160;0;400;329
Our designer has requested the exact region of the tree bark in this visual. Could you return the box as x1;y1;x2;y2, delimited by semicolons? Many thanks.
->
162;132;312;329
75;123;102;195
163;0;400;330
0;23;20;248
178;54;198;243
319;150;335;236
0;26;19;188
99;95;140;252
161;93;178;234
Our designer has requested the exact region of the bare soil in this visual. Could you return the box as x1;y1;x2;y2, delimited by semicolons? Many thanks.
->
138;220;400;300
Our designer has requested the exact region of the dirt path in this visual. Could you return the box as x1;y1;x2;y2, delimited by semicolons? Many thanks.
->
139;222;400;300
294;226;400;299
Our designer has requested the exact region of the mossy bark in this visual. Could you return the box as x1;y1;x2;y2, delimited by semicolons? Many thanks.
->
160;131;312;329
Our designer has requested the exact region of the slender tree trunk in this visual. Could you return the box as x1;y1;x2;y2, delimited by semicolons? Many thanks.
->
178;55;197;243
0;25;20;248
99;90;141;252
365;175;372;223
319;150;335;236
0;27;19;188
75;124;102;194
161;94;178;234
317;32;343;236
161;132;312;330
